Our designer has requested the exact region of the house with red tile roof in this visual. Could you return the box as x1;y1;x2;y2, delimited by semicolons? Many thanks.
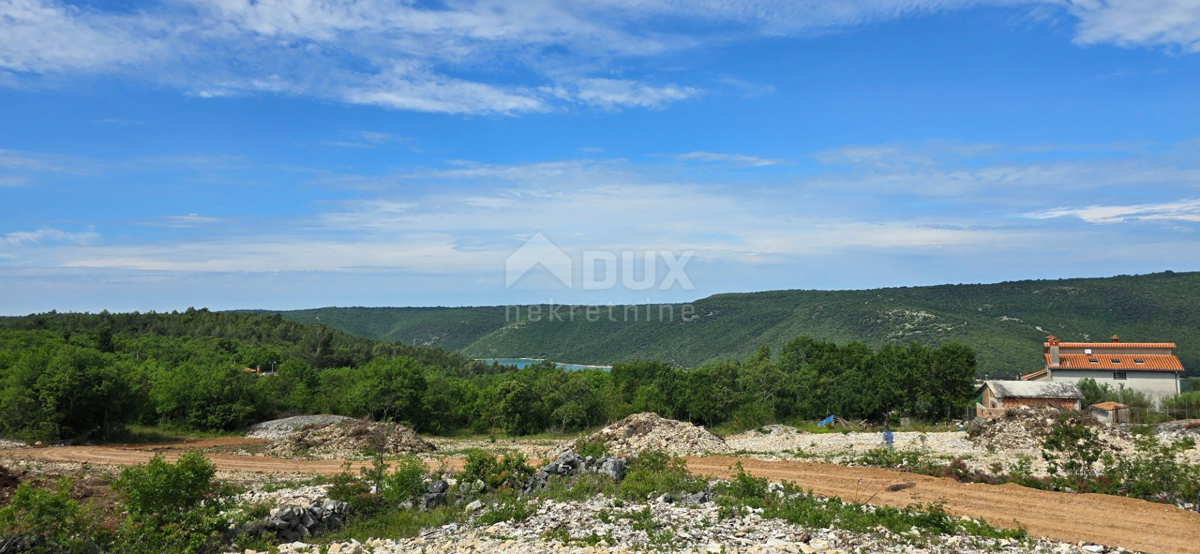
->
1022;335;1183;407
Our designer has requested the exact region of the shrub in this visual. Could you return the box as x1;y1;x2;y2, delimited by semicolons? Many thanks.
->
111;451;228;553
0;478;107;553
617;451;705;501
576;437;609;459
459;450;533;491
326;464;384;516
476;494;531;525
1040;413;1103;482
381;456;428;507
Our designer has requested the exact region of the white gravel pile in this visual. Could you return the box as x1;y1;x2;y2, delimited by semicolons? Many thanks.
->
246;415;360;440
555;412;730;457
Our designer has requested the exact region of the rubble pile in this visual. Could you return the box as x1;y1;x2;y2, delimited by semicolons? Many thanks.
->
256;499;350;542
245;415;359;440
264;420;435;459
968;406;1129;452
523;452;628;492
555;412;730;457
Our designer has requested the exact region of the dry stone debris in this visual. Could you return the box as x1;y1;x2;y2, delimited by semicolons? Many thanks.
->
554;412;730;457
261;418;436;459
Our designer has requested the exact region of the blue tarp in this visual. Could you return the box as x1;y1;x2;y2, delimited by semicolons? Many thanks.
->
818;415;835;427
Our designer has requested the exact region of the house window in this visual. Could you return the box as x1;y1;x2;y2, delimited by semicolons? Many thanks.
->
1113;372;1127;380
1134;358;1145;364
1089;358;1099;364
1111;358;1121;364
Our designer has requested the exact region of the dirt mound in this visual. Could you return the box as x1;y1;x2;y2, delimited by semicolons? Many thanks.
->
265;420;435;459
968;405;1129;452
555;412;729;457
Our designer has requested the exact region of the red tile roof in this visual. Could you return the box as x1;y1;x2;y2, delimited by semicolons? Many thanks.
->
1044;342;1177;349
1091;401;1130;411
1021;369;1049;380
1045;353;1184;371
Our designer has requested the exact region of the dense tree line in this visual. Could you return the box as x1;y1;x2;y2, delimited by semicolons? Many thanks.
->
0;311;979;443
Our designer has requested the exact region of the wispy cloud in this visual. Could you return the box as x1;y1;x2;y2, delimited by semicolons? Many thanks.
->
1068;0;1200;53
671;151;787;167
9;1;1191;116
138;214;226;228
1;227;97;247
1030;199;1200;224
0;175;28;187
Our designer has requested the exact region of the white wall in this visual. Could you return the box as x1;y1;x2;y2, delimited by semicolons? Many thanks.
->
1050;370;1180;407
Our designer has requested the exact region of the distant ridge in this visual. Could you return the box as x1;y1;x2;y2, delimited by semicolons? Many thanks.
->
262;271;1200;376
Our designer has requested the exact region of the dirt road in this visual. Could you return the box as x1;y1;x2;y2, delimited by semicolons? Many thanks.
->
685;456;1200;554
4;443;1198;553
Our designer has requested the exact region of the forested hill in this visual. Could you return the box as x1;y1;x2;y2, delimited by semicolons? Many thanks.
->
267;271;1200;377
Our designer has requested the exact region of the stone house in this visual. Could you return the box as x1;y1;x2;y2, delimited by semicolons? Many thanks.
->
1022;335;1183;407
975;380;1083;419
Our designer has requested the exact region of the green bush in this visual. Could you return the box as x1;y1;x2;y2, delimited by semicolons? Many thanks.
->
1040;413;1103;482
617;451;705;501
459;450;533;491
1101;434;1200;503
381;456;428;506
0;478;108;553
576;437;609;459
326;464;385;516
476;494;531;525
111;451;228;553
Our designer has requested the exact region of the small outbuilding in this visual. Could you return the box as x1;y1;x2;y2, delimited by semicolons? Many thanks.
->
975;380;1083;419
1090;401;1131;425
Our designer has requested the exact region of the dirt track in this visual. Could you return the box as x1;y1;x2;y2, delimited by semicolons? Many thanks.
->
686;457;1200;554
4;442;1199;554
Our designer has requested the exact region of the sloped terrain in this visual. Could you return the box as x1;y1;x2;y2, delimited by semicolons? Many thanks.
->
271;271;1200;375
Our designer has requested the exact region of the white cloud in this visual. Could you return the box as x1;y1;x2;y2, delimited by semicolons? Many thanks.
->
145;214;226;228
1068;0;1200;53
0;149;65;172
0;0;167;73
4;0;1200;116
1;227;97;246
0;175;28;187
1030;199;1200;224
543;78;700;110
672;151;786;167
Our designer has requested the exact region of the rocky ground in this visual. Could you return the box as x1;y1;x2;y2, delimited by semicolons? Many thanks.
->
554;412;730;458
262;494;1126;554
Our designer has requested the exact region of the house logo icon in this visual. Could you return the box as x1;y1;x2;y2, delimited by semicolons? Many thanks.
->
505;233;573;289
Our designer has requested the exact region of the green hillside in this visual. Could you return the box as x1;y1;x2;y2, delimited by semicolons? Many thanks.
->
268;271;1200;377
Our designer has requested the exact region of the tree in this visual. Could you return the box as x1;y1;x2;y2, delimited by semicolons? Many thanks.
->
352;357;428;424
495;380;544;436
0;344;133;442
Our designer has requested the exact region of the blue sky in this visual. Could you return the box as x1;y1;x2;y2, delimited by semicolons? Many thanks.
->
2;0;1200;314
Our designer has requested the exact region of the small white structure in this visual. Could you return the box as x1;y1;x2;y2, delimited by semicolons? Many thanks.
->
1024;335;1183;408
1090;402;1131;425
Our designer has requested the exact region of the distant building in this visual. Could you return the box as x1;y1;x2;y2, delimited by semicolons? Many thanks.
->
975;380;1083;419
1090;401;1132;425
1022;335;1183;407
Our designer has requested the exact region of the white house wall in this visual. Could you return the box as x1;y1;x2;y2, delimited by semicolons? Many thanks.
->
1049;370;1180;407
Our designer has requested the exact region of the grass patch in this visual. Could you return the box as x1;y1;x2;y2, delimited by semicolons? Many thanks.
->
114;425;241;444
317;505;463;544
